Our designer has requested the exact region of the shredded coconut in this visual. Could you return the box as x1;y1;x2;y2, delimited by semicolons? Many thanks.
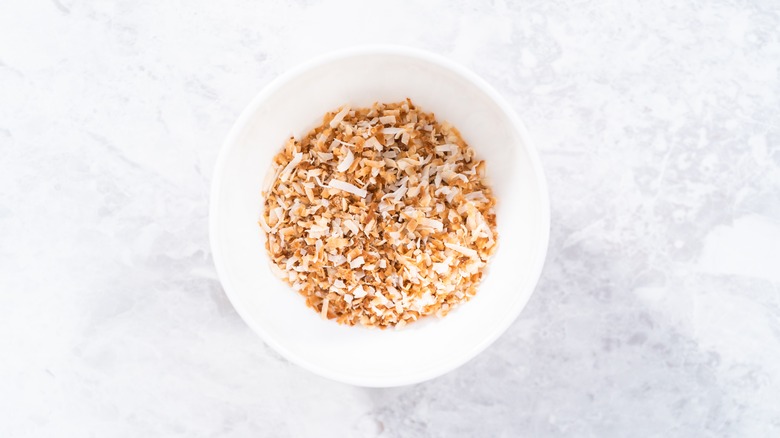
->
327;179;368;198
329;106;350;128
279;152;303;181
260;100;498;328
336;148;354;172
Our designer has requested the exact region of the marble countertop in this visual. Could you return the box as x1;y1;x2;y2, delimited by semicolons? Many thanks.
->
2;0;779;436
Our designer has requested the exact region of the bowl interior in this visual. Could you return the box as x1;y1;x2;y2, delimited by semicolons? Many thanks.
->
211;49;549;386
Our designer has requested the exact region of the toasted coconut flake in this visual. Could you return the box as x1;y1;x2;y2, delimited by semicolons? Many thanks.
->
392;185;408;203
307;224;329;238
328;254;347;266
435;143;459;154
379;115;397;125
263;164;280;192
365;136;383;151
465;191;488;202
444;242;480;259
419;218;444;231
445;187;460;203
329;106;351;128
432;262;449;274
350;256;365;269
334;139;355;148
353;286;367;298
320;298;329;318
258;214;272;233
451;173;469;183
364;219;376;236
279;152;303;181
327;179;367;198
343;219;359;235
337;148;354;172
382;127;405;135
269;262;286;280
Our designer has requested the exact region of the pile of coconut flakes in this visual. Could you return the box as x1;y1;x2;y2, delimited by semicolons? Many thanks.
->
260;100;497;329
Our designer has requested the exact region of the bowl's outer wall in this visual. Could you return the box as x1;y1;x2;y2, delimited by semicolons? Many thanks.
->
210;47;550;387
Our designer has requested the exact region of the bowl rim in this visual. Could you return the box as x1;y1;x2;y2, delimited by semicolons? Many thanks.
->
209;45;550;387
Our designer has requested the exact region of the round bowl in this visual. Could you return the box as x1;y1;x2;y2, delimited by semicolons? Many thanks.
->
210;46;549;387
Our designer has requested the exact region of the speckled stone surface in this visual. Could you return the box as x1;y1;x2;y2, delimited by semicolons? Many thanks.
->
1;0;779;436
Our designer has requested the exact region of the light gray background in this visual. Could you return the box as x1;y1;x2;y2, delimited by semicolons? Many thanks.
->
1;0;779;436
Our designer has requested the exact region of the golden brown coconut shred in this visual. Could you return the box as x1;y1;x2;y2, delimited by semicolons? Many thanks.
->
260;100;498;329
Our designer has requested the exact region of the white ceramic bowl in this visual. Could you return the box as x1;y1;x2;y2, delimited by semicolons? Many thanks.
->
210;46;549;387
